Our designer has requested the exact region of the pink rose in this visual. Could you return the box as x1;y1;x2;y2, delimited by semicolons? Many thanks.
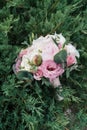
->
39;60;64;81
67;55;77;67
34;69;43;80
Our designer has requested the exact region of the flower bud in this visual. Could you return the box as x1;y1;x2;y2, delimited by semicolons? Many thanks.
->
32;55;42;66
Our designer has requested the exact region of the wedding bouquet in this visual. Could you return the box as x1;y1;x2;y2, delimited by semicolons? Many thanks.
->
13;33;79;88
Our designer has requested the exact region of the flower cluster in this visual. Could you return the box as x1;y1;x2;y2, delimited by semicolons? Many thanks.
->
14;33;79;86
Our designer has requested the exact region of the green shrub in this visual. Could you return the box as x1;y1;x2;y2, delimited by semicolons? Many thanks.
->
0;0;87;130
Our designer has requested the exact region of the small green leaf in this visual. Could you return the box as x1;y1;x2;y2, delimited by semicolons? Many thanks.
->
54;50;67;64
16;71;33;80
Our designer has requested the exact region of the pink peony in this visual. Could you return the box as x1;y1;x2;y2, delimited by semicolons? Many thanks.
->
13;58;21;73
34;69;43;80
67;55;77;67
15;59;21;72
39;60;64;81
18;49;28;58
18;46;34;58
42;39;59;60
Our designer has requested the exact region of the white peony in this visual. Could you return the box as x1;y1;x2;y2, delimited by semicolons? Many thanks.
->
45;33;66;45
54;33;66;45
65;44;80;58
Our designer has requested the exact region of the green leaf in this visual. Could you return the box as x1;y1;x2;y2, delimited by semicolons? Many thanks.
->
66;68;70;78
16;71;33;80
54;50;67;64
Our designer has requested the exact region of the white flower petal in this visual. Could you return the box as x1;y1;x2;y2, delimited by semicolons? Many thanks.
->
66;44;80;58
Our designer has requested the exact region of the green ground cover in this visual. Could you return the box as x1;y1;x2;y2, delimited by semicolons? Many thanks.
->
0;0;87;130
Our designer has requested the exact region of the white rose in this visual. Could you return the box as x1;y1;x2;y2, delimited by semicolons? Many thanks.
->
21;55;31;71
21;50;40;71
65;44;80;58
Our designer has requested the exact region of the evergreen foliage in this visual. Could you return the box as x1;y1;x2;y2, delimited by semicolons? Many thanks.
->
0;0;87;129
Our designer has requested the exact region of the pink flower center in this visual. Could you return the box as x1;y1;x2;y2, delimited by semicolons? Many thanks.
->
47;66;55;71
